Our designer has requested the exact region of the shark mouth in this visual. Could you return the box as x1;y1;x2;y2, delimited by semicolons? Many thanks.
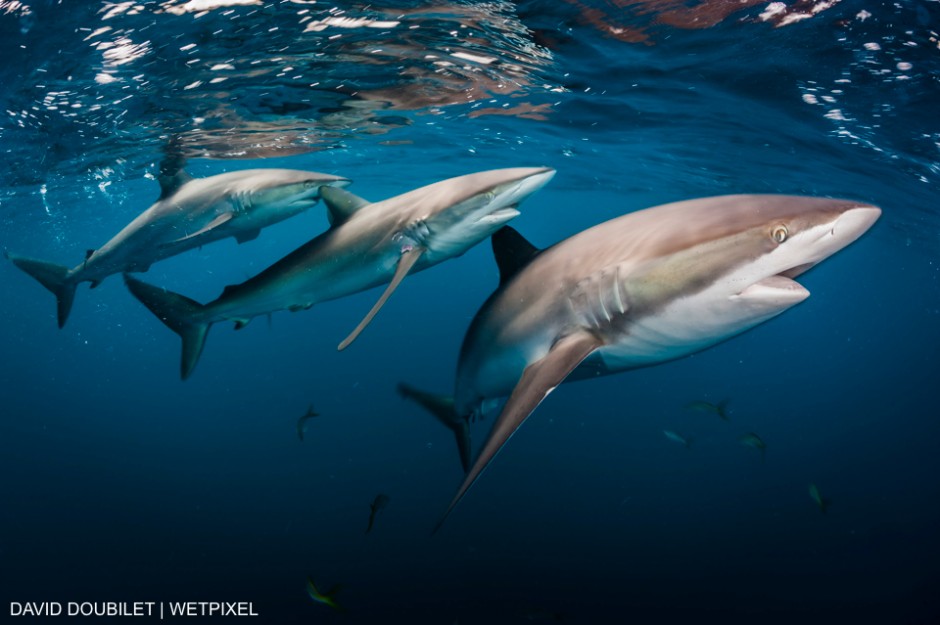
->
291;189;328;205
476;205;521;226
734;273;810;304
779;262;816;279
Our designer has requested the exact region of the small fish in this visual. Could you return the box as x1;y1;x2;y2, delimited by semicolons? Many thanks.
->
739;432;766;461
306;577;343;612
685;399;731;420
662;429;691;448
296;404;319;441
366;493;390;534
808;483;830;514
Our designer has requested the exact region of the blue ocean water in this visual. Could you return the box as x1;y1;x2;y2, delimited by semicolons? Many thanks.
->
1;1;938;623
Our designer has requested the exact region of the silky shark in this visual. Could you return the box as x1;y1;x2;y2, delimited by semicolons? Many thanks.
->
6;160;350;328
402;194;880;531
124;167;556;379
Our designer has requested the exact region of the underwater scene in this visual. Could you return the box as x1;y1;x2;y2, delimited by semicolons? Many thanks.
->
1;1;938;623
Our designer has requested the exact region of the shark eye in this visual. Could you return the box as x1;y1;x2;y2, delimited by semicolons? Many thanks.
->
772;225;788;244
303;180;317;189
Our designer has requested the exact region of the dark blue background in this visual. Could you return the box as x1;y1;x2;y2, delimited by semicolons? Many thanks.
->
1;1;938;623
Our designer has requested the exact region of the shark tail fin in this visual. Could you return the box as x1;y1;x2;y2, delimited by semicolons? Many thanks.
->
123;275;211;380
7;254;77;328
397;383;470;473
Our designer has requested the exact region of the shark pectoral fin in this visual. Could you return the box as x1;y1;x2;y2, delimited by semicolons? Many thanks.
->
235;228;260;244
320;186;371;226
163;212;233;246
433;331;603;533
337;246;425;351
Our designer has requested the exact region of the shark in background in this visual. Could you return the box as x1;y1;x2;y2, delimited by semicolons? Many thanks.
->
686;399;731;421
124;167;555;379
6;154;350;328
809;483;831;514
662;430;692;448
296;404;320;441
739;432;767;461
365;493;390;534
400;194;880;530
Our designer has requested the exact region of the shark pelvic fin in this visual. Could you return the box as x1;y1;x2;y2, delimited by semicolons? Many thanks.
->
433;331;603;534
337;246;424;351
6;253;77;328
320;186;370;226
492;226;540;287
398;383;470;473
164;212;233;246
123;275;212;380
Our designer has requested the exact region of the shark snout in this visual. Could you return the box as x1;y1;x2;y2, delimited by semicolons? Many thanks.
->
831;205;881;241
490;167;556;212
519;167;556;194
289;177;350;206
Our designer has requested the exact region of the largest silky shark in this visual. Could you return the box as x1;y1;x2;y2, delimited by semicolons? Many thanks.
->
400;194;880;531
124;167;556;379
6;162;350;327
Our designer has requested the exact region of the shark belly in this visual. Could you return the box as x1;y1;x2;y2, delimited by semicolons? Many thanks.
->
596;278;799;372
205;245;400;324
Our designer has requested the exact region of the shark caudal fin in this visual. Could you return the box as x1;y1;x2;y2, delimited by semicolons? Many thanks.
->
6;253;77;328
398;383;470;473
123;275;211;380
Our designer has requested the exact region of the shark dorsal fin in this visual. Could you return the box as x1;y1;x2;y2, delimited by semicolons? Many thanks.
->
157;138;192;200
492;226;540;287
221;283;239;298
158;170;193;200
320;186;370;226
